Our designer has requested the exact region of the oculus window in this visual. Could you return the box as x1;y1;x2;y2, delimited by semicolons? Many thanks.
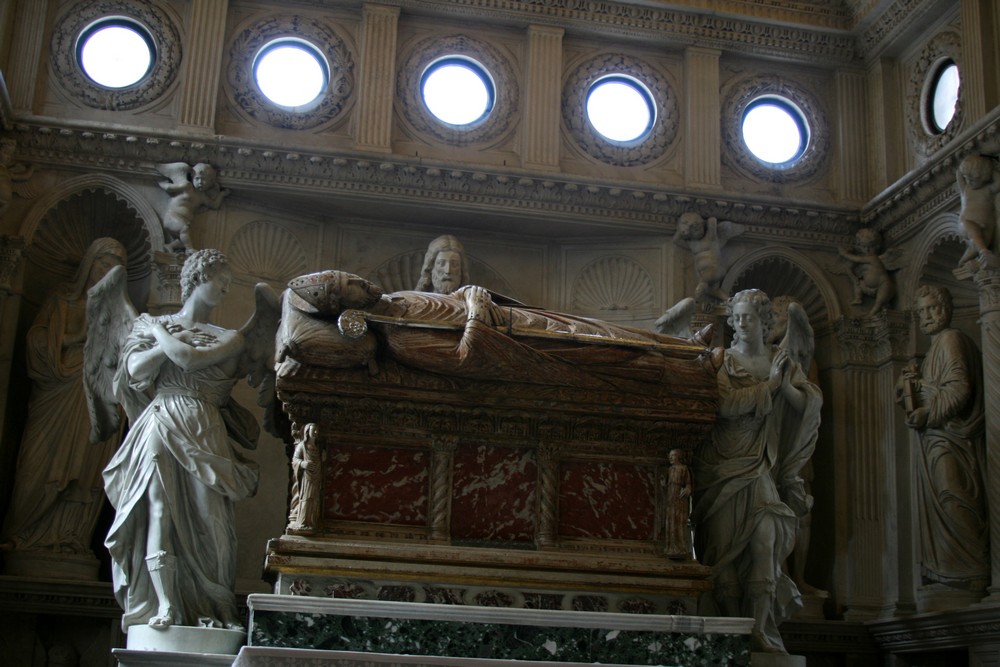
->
928;60;960;133
741;96;809;165
77;19;155;89
586;75;655;143
420;57;494;126
253;39;329;110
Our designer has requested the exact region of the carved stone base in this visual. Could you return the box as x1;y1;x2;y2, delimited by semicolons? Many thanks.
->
751;654;806;667
125;624;245;654
791;591;829;620
113;647;235;666
2;549;99;580
917;583;986;613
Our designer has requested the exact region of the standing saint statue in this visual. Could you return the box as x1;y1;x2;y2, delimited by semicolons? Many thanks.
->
896;285;988;593
693;289;822;655
1;238;128;574
90;249;279;632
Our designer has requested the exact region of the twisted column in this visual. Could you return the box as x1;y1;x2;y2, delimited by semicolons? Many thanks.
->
429;435;458;542
536;443;560;548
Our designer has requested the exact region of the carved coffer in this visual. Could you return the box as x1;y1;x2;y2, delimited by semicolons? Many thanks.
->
268;290;719;614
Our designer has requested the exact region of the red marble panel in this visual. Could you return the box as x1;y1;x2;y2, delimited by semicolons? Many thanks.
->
324;446;428;525
451;445;536;542
558;461;655;540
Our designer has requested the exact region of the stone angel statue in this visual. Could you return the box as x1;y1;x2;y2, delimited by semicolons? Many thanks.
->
86;249;280;634
830;228;906;318
156;162;230;253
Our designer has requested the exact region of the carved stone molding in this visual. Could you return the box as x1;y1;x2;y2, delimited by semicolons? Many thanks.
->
49;0;182;111
834;310;911;365
10;123;859;241
721;75;830;184
868;606;1000;652
905;29;963;159
225;14;355;131
0;235;25;293
562;53;678;167
397;34;518;147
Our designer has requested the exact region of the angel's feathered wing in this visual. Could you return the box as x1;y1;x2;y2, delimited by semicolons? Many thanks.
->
780;301;815;371
716;220;746;246
155;161;192;185
238;283;283;437
654;297;696;338
84;265;137;443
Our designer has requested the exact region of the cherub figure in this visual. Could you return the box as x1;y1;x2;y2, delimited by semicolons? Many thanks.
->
835;228;905;318
289;423;321;532
673;212;745;306
665;448;693;560
0;137;36;217
87;249;280;632
156;162;230;253
956;154;1000;267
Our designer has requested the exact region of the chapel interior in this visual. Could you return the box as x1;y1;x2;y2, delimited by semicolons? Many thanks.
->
0;0;999;665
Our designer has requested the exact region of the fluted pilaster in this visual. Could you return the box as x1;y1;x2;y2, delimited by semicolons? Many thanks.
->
960;0;999;122
177;0;229;132
355;4;399;153
866;58;905;192
835;69;870;203
6;2;46;113
521;26;563;170
683;47;720;189
835;312;913;619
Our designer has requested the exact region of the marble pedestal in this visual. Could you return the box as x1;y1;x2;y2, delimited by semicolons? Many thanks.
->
247;595;752;665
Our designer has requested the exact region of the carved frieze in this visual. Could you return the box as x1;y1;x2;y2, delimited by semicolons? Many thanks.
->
834;310;911;364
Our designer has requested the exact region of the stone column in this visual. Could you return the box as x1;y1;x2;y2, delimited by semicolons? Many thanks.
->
177;0;229;133
354;3;400;153
968;267;1000;604
834;69;870;204
429;435;457;542
683;47;721;189
521;25;563;171
536;443;560;548
835;312;914;619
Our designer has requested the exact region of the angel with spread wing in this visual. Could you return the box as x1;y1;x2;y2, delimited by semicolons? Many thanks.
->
692;289;822;654
673;212;745;306
833;228;905;318
156;162;230;253
88;248;280;632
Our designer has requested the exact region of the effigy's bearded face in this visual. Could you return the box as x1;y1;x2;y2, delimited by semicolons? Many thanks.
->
288;270;384;315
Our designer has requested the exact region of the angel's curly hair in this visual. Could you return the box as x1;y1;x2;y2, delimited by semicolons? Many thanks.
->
727;288;773;344
180;249;229;303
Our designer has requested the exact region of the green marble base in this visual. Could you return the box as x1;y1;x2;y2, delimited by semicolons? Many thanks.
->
247;596;751;666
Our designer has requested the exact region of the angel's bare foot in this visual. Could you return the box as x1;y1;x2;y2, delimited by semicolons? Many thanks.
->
148;606;176;629
464;285;493;324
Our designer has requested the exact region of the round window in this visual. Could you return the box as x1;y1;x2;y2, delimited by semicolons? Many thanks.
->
77;19;155;89
253;39;329;110
420;57;494;126
928;60;960;133
741;96;809;165
586;75;655;143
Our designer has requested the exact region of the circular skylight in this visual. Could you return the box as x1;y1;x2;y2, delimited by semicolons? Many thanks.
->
77;20;154;89
929;61;960;133
586;76;655;143
741;97;808;165
421;57;494;126
254;39;328;109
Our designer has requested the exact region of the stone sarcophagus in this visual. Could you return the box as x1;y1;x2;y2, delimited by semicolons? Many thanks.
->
266;272;720;615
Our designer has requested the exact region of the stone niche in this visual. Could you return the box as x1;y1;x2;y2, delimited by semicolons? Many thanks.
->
266;288;719;615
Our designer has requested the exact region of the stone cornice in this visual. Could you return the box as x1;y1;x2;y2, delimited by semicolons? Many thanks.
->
9;119;858;244
867;606;1000;651
864;106;1000;243
335;0;859;66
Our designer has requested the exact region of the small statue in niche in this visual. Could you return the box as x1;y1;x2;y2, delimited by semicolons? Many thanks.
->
89;249;280;631
956;154;1000;268
664;448;693;560
672;212;745;307
155;162;230;253
289;422;321;532
834;228;905;318
414;234;470;294
896;285;988;594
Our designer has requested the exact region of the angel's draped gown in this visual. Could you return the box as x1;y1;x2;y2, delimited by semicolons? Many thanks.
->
103;314;259;629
